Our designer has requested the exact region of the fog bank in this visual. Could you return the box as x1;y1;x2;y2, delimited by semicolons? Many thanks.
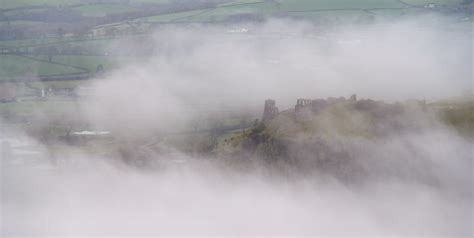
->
83;18;472;132
2;17;473;237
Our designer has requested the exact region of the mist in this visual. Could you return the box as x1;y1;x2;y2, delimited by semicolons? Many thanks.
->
80;17;473;133
2;15;473;236
2;129;472;236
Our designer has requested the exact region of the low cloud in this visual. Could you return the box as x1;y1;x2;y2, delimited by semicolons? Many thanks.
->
2;16;473;236
83;17;472;132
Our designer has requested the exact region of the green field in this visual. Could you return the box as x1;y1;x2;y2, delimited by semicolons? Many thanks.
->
3;8;48;18
30;79;92;89
0;54;141;80
218;0;264;7
1;0;471;84
1;0;83;9
288;10;374;22
0;100;76;114
134;1;276;23
401;0;465;6
135;9;210;23
0;33;153;80
0;55;85;80
277;0;406;11
133;0;411;24
134;0;409;23
72;4;140;17
126;0;171;4
0;37;66;48
0;20;44;28
187;2;278;22
32;55;114;71
0;0;173;9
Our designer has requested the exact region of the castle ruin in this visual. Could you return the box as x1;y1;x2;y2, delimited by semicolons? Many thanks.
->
262;99;279;122
294;94;357;121
261;95;358;122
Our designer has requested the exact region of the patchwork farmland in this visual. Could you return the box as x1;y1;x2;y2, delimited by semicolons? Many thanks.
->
0;0;472;85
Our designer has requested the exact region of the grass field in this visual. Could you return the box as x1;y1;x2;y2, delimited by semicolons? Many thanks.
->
72;4;140;17
135;9;210;23
277;0;406;11
0;20;44;28
145;0;411;23
186;2;278;22
288;10;374;22
1;0;83;9
401;0;465;6
0;100;81;122
0;33;152;80
30;79;92;89
218;0;264;7
0;55;84;80
3;8;48;18
0;54;144;80
0;37;67;48
1;0;471;84
31;55;114;72
127;0;171;4
136;0;409;24
0;0;173;9
134;1;276;23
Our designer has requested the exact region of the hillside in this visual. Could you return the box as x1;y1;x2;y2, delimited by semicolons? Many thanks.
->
216;97;473;181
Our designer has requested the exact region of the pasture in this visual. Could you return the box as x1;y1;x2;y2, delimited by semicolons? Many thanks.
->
0;0;471;85
277;0;406;11
401;0;466;6
71;4;140;17
0;55;84;80
1;0;83;9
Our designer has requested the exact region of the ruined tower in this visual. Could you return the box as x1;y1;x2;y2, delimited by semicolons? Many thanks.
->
262;99;279;122
294;99;312;121
294;99;312;113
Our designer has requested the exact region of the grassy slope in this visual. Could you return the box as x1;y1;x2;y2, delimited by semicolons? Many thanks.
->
430;99;474;138
217;100;474;157
218;0;264;7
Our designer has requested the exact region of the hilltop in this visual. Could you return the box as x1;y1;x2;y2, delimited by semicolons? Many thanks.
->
215;96;473;181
